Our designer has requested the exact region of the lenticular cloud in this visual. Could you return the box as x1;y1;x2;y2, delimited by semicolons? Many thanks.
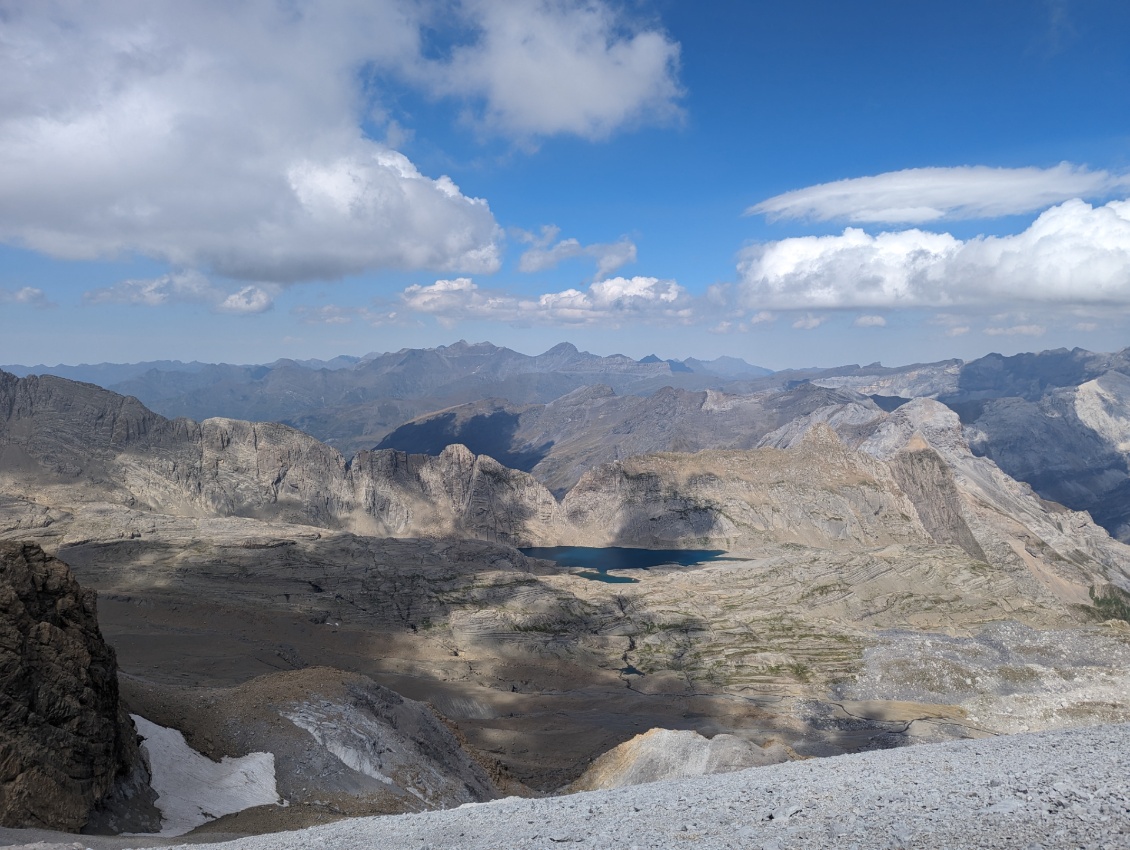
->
749;164;1130;224
738;199;1130;309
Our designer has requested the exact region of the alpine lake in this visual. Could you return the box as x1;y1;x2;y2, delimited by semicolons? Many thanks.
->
519;546;728;583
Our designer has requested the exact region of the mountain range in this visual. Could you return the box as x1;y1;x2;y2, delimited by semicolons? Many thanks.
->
2;341;1130;840
12;342;1128;542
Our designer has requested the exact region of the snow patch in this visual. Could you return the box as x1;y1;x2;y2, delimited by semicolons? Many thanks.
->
132;714;279;836
282;703;406;791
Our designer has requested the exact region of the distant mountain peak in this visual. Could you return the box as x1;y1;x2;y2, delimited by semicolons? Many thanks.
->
439;340;500;353
542;342;579;356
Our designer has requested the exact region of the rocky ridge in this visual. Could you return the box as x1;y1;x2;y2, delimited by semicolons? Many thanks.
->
377;382;884;495
6;368;1128;607
9;342;772;457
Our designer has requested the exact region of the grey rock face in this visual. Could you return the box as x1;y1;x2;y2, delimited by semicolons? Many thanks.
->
811;358;963;397
960;371;1130;541
0;542;157;833
888;443;986;560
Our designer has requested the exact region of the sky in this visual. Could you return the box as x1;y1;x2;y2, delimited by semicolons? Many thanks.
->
3;0;1130;370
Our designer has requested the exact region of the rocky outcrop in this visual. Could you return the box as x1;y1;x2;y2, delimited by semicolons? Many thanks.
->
959;371;1130;541
567;728;790;792
887;440;986;561
0;542;157;832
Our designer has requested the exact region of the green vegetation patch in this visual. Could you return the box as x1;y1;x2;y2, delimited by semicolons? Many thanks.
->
1086;584;1130;624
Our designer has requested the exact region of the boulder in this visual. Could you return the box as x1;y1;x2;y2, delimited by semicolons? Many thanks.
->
567;728;790;791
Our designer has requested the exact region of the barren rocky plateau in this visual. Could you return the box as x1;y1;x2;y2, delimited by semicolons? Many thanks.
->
2;348;1130;845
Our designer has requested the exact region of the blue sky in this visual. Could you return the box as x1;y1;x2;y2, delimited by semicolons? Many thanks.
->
3;0;1130;369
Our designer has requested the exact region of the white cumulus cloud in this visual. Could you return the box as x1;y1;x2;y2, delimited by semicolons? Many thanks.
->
218;286;274;315
428;0;683;140
0;2;680;286
748;163;1130;224
399;275;689;327
738;199;1130;310
0;2;500;284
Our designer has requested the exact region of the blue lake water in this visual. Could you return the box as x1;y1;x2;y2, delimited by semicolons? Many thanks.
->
519;546;727;582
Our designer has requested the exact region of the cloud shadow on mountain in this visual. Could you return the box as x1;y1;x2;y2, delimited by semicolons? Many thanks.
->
375;409;553;473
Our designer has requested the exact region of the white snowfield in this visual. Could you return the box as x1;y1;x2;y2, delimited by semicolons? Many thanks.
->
132;715;279;836
152;723;1129;850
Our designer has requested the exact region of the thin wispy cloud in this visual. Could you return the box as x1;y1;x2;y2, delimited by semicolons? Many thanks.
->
984;323;1046;337
292;304;401;327
748;164;1129;224
516;226;637;278
0;287;54;308
738;198;1130;309
852;315;887;328
85;272;275;314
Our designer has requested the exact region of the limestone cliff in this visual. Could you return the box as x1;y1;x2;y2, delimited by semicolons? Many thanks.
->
346;444;564;545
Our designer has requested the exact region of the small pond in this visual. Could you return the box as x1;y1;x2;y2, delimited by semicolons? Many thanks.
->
519;546;727;582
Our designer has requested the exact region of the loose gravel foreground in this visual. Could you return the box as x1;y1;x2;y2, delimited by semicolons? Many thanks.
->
4;724;1127;850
